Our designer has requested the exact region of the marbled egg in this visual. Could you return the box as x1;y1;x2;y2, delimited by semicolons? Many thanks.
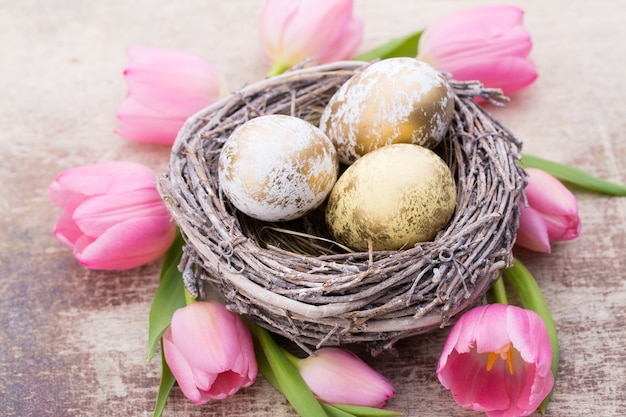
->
218;114;338;222
319;58;454;164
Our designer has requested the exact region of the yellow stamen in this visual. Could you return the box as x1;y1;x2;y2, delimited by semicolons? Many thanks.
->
485;343;515;375
486;352;498;371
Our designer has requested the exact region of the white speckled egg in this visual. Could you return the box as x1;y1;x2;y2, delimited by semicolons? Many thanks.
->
218;114;339;222
325;143;456;251
319;58;454;164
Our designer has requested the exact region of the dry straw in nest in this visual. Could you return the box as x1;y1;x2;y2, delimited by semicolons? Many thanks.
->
157;60;527;354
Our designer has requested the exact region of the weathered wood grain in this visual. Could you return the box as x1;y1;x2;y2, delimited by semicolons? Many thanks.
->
1;0;624;416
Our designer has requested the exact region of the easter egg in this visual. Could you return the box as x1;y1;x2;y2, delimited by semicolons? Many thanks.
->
319;58;454;164
218;114;338;222
325;143;456;251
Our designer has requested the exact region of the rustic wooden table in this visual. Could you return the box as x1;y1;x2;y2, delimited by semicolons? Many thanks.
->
1;0;625;416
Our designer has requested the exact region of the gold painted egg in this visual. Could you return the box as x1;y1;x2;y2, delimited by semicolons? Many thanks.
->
325;143;456;251
218;114;338;222
319;58;454;164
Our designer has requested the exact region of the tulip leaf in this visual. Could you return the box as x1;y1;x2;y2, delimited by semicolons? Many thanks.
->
147;230;186;361
251;333;281;390
325;403;403;417
503;258;559;414
153;339;177;417
247;321;331;417
321;403;357;417
354;30;423;62
521;153;626;196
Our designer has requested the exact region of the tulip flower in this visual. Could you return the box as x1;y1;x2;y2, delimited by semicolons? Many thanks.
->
259;0;364;76
163;301;258;404
516;168;581;253
437;304;554;417
417;5;537;95
47;161;176;270
115;46;226;144
297;347;395;408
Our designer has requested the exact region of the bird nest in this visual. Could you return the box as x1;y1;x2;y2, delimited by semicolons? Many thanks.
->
157;60;526;354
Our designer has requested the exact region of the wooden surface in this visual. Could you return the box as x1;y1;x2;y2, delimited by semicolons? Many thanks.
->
1;0;625;416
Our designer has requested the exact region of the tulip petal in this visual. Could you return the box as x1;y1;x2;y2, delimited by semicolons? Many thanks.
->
72;189;169;236
259;0;362;66
125;46;222;98
516;168;581;252
516;205;552;253
318;15;364;63
163;328;206;404
48;161;157;212
259;0;296;60
115;95;188;144
298;347;395;408
417;4;536;96
52;212;83;247
524;168;578;216
75;215;175;270
116;46;224;144
443;57;538;95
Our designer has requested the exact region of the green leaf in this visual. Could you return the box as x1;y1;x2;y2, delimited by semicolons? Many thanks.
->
147;230;187;361
503;258;559;414
322;403;357;417
355;31;423;62
247;321;330;417
521;153;626;196
325;403;403;417
153;339;177;417
252;334;281;390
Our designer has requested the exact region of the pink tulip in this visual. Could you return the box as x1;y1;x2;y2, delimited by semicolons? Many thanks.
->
115;46;225;144
437;304;554;417
516;168;581;253
47;161;176;270
259;0;363;75
417;5;537;95
297;347;395;408
163;301;257;404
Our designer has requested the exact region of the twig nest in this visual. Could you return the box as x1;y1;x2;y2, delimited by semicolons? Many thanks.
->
157;61;526;353
319;58;454;164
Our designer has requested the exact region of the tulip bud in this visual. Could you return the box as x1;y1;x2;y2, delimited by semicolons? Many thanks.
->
259;0;363;76
437;304;554;417
417;5;537;95
47;161;176;270
516;168;581;253
297;347;395;408
115;46;226;144
163;301;258;404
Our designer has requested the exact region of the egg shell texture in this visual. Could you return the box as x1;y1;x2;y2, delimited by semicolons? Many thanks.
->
218;115;338;222
325;144;456;251
319;58;454;164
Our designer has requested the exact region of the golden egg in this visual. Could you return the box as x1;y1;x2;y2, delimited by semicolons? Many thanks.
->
218;114;339;222
319;58;454;164
325;143;456;251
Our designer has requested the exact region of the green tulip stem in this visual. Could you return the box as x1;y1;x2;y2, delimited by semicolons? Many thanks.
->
503;258;559;414
246;320;330;417
266;61;291;77
491;275;509;305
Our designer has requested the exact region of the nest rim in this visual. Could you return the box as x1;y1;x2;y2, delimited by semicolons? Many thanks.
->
157;60;526;353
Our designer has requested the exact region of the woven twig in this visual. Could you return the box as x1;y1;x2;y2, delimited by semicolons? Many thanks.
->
157;61;527;353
